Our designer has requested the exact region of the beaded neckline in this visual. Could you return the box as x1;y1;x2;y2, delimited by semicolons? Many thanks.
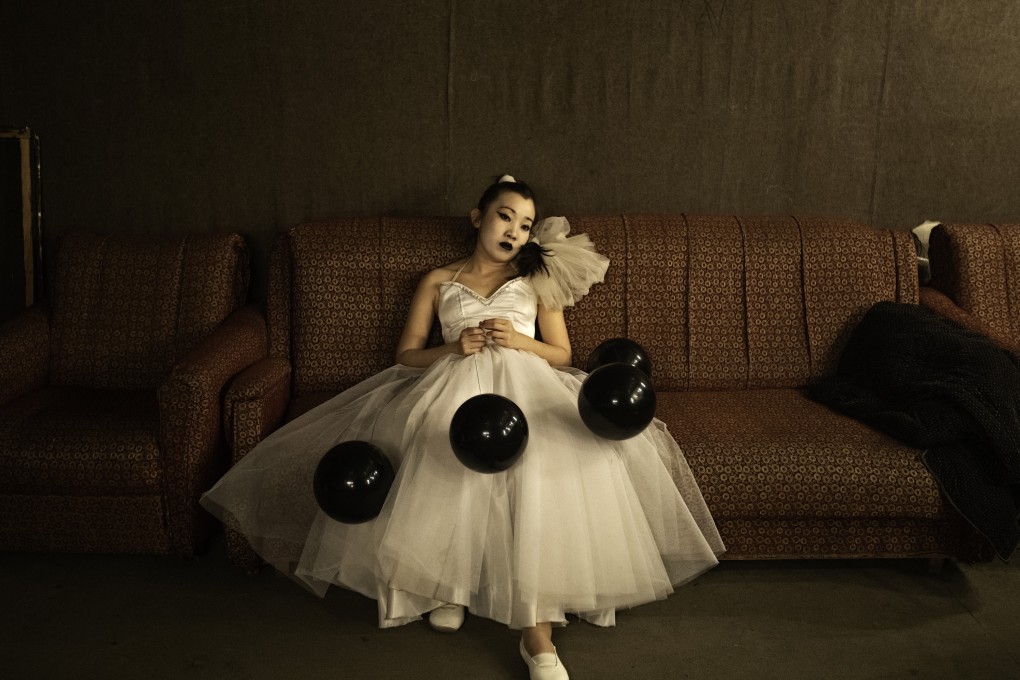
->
440;278;522;305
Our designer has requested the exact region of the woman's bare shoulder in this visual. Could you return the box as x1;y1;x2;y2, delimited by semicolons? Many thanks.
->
425;259;469;282
415;262;459;292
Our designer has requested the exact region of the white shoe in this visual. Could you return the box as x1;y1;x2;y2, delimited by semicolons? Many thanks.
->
428;603;465;633
519;639;569;680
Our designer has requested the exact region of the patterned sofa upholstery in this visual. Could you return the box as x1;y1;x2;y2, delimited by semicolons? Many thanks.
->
0;231;266;556
223;215;984;570
921;222;1020;357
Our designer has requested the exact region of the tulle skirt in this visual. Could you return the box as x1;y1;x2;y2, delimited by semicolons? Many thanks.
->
201;347;724;629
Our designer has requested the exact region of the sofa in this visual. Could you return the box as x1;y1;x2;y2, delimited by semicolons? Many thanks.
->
0;231;266;556
221;214;987;570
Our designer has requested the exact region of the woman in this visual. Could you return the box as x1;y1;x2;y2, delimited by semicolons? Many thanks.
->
202;175;724;680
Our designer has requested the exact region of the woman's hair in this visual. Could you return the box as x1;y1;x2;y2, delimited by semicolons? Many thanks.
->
476;174;537;215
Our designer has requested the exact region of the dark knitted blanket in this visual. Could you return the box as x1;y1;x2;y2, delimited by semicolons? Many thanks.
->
808;301;1020;560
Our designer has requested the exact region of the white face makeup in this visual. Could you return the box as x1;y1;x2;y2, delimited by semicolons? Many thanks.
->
473;191;535;263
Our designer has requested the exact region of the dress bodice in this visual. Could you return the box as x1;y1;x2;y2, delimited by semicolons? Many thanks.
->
438;277;537;344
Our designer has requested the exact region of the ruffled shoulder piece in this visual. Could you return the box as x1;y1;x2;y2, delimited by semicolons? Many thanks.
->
527;216;609;311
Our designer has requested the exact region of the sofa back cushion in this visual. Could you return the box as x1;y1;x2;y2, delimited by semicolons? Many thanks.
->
928;222;1020;344
278;215;916;395
607;215;918;389
50;232;248;390
283;219;475;394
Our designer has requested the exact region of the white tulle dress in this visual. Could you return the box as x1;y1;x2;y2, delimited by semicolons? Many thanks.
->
201;218;724;630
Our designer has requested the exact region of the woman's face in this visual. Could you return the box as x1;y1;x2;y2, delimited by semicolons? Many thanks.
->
471;191;536;264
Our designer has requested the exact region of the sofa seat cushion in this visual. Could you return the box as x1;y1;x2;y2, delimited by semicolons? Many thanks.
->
659;389;945;521
286;388;945;523
0;388;161;495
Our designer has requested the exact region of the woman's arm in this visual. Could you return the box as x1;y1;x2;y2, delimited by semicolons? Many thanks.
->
480;304;572;367
395;269;487;367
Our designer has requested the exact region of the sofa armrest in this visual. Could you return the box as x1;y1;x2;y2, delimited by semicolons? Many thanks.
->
0;306;50;406
919;287;1020;357
219;355;291;571
927;223;1018;336
157;304;268;554
223;356;292;464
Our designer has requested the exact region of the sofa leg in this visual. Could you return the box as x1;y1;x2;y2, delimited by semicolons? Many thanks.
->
927;557;945;574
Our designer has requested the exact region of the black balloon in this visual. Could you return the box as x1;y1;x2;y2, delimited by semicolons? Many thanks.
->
578;363;657;440
313;441;395;523
449;394;529;473
586;338;652;379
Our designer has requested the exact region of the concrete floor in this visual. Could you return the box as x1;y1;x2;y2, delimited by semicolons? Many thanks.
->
1;535;1017;680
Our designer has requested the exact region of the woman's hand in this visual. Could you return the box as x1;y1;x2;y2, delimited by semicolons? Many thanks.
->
480;318;522;350
458;326;488;355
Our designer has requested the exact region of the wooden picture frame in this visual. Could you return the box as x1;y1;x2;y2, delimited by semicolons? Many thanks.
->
0;126;42;320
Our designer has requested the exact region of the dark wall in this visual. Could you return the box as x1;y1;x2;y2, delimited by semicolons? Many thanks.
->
2;1;1019;300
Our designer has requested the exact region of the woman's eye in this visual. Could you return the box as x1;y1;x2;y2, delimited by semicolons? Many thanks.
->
522;224;531;232
499;212;510;221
